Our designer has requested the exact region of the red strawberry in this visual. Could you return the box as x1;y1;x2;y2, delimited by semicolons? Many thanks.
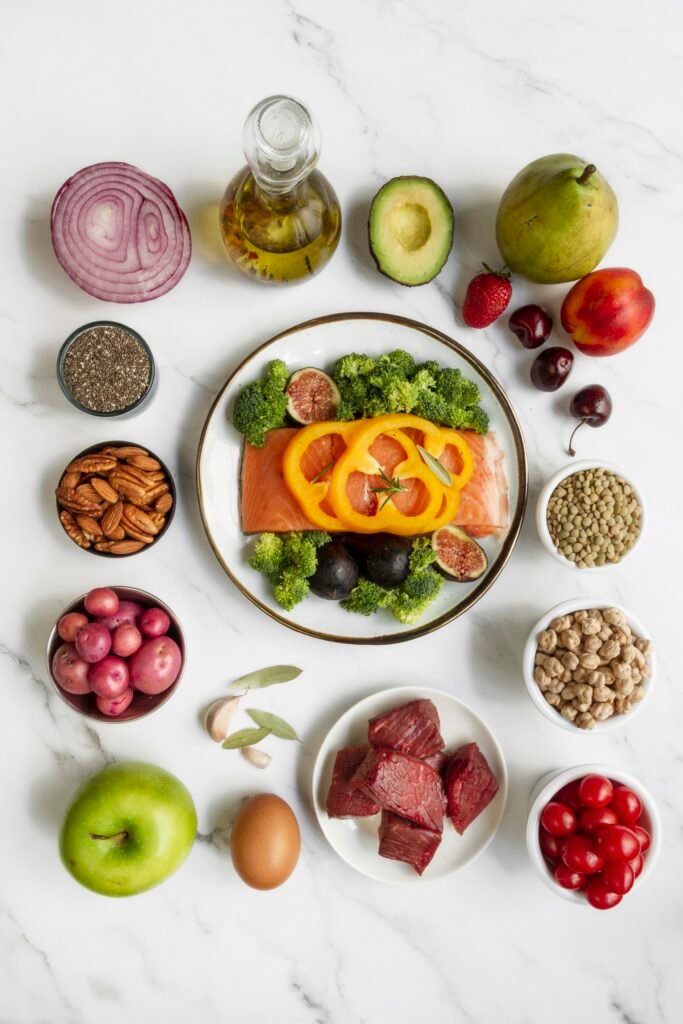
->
462;264;512;328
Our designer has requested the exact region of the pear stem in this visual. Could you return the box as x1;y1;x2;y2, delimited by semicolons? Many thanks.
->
89;831;128;843
576;164;596;186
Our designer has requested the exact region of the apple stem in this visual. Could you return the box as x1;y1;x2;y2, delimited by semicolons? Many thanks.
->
567;421;585;457
89;831;129;843
576;164;596;186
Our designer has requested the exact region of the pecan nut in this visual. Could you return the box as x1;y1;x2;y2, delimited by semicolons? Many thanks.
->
102;446;149;459
60;510;91;549
127;455;161;472
123;504;159;536
66;455;118;475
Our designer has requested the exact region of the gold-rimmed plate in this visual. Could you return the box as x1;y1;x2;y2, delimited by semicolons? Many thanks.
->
196;313;527;644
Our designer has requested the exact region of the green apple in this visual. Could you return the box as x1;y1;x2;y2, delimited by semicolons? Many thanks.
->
59;761;197;897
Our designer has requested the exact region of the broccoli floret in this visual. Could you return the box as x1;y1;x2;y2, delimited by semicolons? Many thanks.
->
414;360;440;378
341;577;393;616
248;530;330;611
390;567;444;625
381;350;416;377
407;535;437;573
334;353;377;380
462;405;490;434
335;376;372;421
232;359;289;447
247;533;284;582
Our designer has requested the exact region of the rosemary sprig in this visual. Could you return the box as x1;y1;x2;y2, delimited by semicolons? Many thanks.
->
310;460;336;483
370;466;407;511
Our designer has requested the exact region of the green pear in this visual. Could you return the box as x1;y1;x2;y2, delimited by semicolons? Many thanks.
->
495;154;618;284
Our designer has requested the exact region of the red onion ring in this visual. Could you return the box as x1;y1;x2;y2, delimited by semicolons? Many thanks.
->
51;162;191;303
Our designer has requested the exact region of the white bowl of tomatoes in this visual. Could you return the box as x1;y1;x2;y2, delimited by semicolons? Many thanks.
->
526;764;661;910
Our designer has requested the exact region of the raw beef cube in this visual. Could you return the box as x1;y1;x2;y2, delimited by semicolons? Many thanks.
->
378;811;442;876
445;742;499;835
326;746;381;819
368;699;445;759
422;750;450;775
352;747;446;832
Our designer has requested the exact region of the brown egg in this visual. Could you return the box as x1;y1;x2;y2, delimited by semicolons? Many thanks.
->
230;794;301;890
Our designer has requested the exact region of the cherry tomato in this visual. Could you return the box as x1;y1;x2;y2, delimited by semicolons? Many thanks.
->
562;834;605;874
539;828;564;862
602;860;635;895
579;807;619;834
541;802;578;837
596;825;640;862
554;780;583;811
633;825;651;853
585;876;623;910
578;774;613;809
610;785;642;826
554;863;585;890
629;853;644;879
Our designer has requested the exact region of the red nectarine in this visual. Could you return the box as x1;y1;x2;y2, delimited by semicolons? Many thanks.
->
561;268;654;356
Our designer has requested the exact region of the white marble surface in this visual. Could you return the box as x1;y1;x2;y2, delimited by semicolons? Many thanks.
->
1;1;682;1021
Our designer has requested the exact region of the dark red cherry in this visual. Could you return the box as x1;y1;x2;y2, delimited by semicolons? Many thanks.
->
508;304;553;348
530;347;574;392
568;385;613;455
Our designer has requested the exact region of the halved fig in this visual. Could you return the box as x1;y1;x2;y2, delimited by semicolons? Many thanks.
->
431;526;488;582
286;368;340;424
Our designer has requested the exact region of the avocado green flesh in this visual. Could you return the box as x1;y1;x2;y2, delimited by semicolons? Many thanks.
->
495;154;618;284
369;176;454;286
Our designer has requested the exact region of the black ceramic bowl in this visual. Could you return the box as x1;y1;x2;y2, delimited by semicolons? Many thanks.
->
55;440;176;557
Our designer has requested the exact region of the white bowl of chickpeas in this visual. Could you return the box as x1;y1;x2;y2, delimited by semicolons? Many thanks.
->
523;599;655;733
536;460;645;571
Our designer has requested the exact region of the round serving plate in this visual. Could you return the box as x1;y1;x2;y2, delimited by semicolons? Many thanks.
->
312;686;508;884
196;312;527;643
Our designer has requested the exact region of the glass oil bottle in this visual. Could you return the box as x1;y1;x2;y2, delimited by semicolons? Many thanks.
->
219;95;341;284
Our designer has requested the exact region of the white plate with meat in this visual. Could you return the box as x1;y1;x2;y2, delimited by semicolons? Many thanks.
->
196;312;527;644
312;686;508;883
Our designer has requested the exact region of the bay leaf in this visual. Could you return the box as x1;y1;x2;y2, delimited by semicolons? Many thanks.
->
222;726;271;749
417;444;452;486
229;665;303;690
246;709;300;742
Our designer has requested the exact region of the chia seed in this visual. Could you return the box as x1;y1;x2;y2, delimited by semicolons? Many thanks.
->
60;323;152;414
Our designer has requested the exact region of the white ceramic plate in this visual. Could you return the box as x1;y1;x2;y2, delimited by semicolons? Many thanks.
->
196;312;527;643
311;686;508;883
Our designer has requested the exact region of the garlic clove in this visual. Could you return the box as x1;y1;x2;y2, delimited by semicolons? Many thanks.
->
241;746;271;769
204;696;241;742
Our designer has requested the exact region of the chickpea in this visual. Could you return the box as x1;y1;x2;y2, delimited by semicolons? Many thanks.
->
581;617;602;636
583;635;602;653
621;644;638;664
537;629;558;653
632;685;645;703
560;706;578;722
579;652;601;670
560;628;581;650
599;640;621;661
550;615;572;632
603;607;626;626
591;703;614;722
561;651;580;672
561;684;577;701
615;677;635;697
576;712;596;730
534;666;551;691
545;692;562;708
545;657;564;678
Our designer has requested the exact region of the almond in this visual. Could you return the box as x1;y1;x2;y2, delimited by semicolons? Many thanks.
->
61;471;81;489
127;455;162;472
154;493;173;515
108;526;126;541
109;540;145;555
76;514;104;538
90;477;119;503
101;501;123;536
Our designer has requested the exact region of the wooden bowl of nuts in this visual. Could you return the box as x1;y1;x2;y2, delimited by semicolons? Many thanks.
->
536;460;645;571
523;599;655;732
55;441;176;556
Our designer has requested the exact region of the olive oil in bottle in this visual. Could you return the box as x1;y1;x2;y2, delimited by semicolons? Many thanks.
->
219;95;341;284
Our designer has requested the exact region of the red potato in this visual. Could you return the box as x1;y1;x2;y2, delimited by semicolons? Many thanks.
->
75;622;112;664
139;607;171;638
52;643;91;694
96;687;134;717
97;600;144;631
57;612;88;643
84;587;120;618
129;636;182;695
111;623;143;658
88;655;130;698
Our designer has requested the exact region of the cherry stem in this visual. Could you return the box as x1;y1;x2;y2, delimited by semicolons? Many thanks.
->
567;420;585;457
576;164;596;186
89;831;128;843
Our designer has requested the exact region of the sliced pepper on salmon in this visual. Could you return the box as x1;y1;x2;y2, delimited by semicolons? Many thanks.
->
241;425;508;537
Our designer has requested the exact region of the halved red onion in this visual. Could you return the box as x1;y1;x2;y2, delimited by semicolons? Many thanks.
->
51;162;191;303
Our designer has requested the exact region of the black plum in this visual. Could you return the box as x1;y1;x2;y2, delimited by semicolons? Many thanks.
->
309;541;359;600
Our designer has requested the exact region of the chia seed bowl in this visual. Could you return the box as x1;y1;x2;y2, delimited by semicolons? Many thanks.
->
57;320;156;418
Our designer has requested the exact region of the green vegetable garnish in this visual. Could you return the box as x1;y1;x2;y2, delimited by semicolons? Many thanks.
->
341;537;444;624
416;444;452;486
370;466;408;510
232;359;289;447
248;531;330;610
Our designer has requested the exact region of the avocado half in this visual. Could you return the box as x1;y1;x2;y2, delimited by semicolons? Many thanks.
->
368;176;454;286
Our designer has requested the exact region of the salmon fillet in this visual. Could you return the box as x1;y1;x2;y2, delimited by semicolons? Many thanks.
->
240;427;508;537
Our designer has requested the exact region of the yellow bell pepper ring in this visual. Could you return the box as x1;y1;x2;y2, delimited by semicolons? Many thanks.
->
281;420;359;531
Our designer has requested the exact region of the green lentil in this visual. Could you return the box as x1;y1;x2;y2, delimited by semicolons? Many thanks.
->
546;467;642;568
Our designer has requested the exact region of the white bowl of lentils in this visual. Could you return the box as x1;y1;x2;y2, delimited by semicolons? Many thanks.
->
523;599;655;733
536;461;644;571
